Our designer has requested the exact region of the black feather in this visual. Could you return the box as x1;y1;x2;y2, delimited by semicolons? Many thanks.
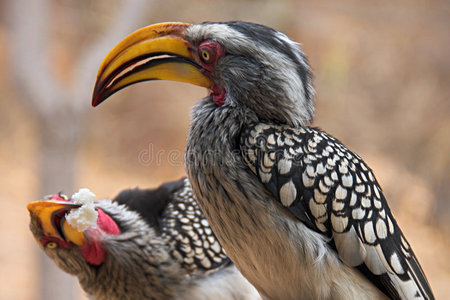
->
113;177;186;232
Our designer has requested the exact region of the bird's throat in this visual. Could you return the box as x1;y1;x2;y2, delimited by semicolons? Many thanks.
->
82;237;106;266
211;84;225;106
81;209;120;266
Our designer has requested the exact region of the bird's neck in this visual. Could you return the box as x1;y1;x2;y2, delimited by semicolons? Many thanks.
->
188;97;255;152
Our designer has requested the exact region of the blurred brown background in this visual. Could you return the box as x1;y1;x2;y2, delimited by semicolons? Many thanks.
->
0;0;448;299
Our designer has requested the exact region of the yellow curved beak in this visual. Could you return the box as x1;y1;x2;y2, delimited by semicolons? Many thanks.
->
92;22;212;107
27;200;85;246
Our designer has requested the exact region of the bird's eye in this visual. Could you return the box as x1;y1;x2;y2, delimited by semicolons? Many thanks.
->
46;241;58;249
200;49;211;63
197;40;224;71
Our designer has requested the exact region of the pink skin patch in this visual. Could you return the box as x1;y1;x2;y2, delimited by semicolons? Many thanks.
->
211;84;226;106
81;208;120;266
96;209;120;235
81;233;106;266
50;194;70;202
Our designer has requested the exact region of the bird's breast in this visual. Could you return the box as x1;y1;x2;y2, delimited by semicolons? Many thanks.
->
185;127;316;298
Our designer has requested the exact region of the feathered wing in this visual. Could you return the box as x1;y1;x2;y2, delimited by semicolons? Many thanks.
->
160;178;231;274
113;178;230;274
240;123;434;300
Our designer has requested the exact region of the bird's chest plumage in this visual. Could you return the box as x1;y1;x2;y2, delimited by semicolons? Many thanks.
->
185;111;321;298
186;144;294;297
186;143;322;298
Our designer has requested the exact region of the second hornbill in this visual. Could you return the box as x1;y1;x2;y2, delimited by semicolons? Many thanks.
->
27;178;259;300
92;22;434;299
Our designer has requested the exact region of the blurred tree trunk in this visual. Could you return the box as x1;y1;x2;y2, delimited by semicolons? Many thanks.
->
7;0;150;299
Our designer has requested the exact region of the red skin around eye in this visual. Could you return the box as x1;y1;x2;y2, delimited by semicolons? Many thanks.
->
197;40;227;106
197;40;225;72
41;236;71;249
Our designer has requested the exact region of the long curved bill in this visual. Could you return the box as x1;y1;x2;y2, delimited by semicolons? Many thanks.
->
92;22;211;107
27;200;85;246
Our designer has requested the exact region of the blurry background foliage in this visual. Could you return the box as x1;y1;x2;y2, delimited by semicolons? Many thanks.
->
0;0;448;299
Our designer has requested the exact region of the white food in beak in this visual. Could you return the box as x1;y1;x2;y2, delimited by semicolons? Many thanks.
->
66;188;98;232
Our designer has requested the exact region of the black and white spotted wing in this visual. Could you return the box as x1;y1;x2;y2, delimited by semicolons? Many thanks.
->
161;178;230;274
240;123;434;300
113;178;230;275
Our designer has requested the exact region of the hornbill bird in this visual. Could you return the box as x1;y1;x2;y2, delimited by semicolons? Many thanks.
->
27;178;260;300
91;22;434;299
